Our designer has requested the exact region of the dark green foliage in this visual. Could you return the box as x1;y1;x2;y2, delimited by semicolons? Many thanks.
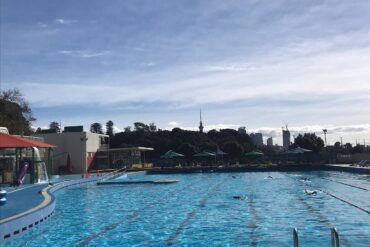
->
49;121;61;133
344;143;352;150
334;142;341;149
106;120;114;137
293;133;324;153
0;88;35;135
352;144;365;153
90;122;103;134
221;141;244;159
149;122;157;132
176;143;198;160
134;122;149;132
111;124;254;160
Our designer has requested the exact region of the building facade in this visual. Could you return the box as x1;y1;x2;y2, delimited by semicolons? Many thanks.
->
282;129;291;149
36;127;109;174
250;133;263;147
267;137;273;147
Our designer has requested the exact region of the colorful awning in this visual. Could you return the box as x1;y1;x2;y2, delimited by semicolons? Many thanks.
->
0;133;56;148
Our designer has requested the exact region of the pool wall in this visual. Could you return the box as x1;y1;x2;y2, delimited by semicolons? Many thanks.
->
145;164;370;174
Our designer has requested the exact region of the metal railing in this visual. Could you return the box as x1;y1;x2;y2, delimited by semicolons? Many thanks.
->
293;228;299;247
292;227;340;247
331;228;340;247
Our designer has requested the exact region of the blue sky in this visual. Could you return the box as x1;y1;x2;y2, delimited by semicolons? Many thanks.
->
1;0;370;145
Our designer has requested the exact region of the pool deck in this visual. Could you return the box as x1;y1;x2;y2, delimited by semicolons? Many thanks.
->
0;183;49;222
324;164;370;174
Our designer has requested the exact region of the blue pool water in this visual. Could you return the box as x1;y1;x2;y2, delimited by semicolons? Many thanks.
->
4;171;370;246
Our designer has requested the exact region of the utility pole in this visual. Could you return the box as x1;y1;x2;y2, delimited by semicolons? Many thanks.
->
340;137;343;147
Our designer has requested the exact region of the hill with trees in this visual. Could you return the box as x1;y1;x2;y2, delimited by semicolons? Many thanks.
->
110;122;255;161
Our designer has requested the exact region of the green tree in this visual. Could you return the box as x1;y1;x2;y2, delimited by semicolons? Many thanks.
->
90;122;103;134
134;122;149;132
176;143;198;160
294;133;324;153
49;121;61;133
334;142;341;149
344;143;352;150
0;88;35;135
124;126;132;132
199;142;217;152
106;120;114;137
221;141;244;159
352;144;365;153
149;122;157;132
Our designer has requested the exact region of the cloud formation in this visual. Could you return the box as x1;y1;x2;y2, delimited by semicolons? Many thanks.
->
54;19;76;25
1;0;370;144
58;50;111;58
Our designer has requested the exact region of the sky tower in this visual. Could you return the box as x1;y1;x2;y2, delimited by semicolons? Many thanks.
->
199;109;204;133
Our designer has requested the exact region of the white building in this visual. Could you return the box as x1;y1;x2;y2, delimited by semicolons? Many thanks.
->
36;127;109;174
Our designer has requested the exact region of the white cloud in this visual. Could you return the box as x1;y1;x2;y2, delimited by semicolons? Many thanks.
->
140;62;155;67
204;65;253;72
168;121;179;128
57;50;111;58
113;126;123;134
54;19;76;25
37;22;48;29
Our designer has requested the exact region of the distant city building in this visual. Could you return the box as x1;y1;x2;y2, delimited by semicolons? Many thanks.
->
199;109;204;133
250;133;263;147
282;128;291;149
267;137;273;146
238;126;247;134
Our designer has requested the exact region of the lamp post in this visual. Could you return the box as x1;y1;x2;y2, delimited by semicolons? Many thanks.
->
323;129;327;146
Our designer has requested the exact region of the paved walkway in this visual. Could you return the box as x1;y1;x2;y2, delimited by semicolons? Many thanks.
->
0;184;48;222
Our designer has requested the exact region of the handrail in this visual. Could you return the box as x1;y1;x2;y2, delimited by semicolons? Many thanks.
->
99;167;127;181
331;228;340;247
293;228;299;247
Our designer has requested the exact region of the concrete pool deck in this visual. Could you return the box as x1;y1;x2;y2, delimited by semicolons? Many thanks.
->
0;183;49;223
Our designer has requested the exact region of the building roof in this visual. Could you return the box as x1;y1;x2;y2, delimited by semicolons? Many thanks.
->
104;147;154;152
0;133;56;148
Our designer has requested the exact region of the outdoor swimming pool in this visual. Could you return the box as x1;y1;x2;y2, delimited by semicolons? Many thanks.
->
4;171;370;246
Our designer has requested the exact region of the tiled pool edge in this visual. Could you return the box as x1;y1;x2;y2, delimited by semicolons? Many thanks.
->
0;176;107;244
145;164;370;174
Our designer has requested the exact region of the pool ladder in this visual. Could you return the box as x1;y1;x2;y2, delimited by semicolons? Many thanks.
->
293;227;340;247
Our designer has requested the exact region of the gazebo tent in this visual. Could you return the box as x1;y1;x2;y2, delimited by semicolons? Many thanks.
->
244;151;264;157
193;151;216;166
0;133;56;184
192;151;216;157
284;147;312;154
160;150;185;167
215;148;227;165
160;150;184;159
